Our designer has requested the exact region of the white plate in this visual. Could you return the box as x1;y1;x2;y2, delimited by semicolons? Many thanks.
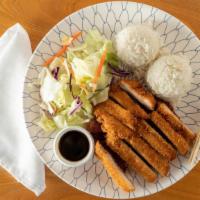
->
23;2;200;198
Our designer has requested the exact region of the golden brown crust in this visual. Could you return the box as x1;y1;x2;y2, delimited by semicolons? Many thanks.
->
137;120;177;161
109;86;149;119
106;135;157;182
94;108;132;139
120;79;156;110
126;136;169;176
92;78;197;191
157;102;196;145
95;141;135;192
151;112;189;155
95;99;137;130
95;109;169;176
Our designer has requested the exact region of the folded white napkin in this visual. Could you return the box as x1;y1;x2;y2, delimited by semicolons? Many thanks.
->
0;24;45;196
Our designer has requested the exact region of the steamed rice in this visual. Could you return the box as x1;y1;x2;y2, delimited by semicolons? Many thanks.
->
146;54;192;103
114;25;161;70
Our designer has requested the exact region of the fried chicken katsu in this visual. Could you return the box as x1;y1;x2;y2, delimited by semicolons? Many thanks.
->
95;99;176;161
120;79;156;110
106;134;157;182
157;102;196;145
95;141;134;192
94;108;132;139
95;99;137;130
91;79;196;192
126;136;169;176
136;120;176;161
109;85;148;119
151;111;189;155
94;108;170;176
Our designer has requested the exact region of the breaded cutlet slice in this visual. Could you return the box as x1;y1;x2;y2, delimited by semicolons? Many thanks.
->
137;120;176;161
94;108;132;139
151;112;189;155
106;134;157;182
95;108;169;176
126;136;169;176
101;141;128;172
109;85;148;119
157;102;196;145
95;141;134;192
95;99;137;130
120;79;156;110
95;101;175;161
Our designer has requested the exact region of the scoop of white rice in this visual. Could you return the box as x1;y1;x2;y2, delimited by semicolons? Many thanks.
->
115;25;161;69
146;55;192;102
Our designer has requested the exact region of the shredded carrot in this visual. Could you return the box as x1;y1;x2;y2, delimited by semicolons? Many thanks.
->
93;49;107;85
43;31;81;67
43;45;67;66
72;31;82;39
65;31;82;46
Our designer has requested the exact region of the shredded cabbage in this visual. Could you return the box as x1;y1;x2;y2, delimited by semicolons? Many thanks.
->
38;29;117;132
38;113;56;132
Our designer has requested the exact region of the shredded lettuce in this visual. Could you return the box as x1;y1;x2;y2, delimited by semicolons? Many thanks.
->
40;69;62;103
38;113;56;132
38;29;117;132
91;86;110;106
53;115;68;129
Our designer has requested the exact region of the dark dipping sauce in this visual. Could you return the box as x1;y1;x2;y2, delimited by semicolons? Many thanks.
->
59;131;89;161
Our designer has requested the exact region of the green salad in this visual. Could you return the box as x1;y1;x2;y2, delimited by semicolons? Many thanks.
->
38;29;118;132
